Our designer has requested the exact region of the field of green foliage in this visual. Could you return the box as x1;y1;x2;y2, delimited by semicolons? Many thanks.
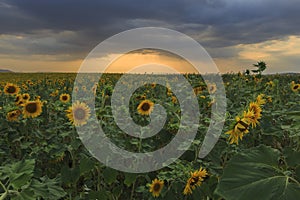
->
0;72;300;200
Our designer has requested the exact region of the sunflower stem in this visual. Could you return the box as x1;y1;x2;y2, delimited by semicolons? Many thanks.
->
130;179;136;200
0;181;8;200
288;176;300;185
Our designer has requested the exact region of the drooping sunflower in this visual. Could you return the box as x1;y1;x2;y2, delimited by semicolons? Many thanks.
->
149;178;164;197
183;167;208;195
59;93;71;103
3;83;20;95
291;81;300;92
66;101;91;126
137;99;154;115
243;110;256;126
225;116;250;144
22;100;43;118
6;110;22;122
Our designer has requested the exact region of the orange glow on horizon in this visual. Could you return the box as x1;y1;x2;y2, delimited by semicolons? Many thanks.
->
105;50;198;74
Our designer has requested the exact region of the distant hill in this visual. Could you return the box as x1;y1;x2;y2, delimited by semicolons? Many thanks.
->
0;69;13;73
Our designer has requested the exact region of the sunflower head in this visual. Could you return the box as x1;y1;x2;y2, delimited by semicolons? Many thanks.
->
256;94;266;105
249;102;262;120
59;93;71;103
6;110;22;122
193;86;203;96
225;129;241;144
4;83;20;95
234;117;250;134
137;100;154;115
245;105;261;128
66;101;91;126
22;100;43;118
266;81;275;87
291;82;300;92
171;96;178;104
207;83;217;94
149;178;164;197
183;168;208;195
22;93;30;101
15;94;23;103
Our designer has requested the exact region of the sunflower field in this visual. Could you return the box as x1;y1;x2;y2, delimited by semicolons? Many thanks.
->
0;72;300;200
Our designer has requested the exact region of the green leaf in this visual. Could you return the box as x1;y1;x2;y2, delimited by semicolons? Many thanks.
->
260;116;283;137
103;167;118;185
283;148;300;167
87;190;109;200
9;159;35;189
112;185;122;197
79;157;96;175
61;165;80;185
215;145;300;200
124;173;138;187
30;177;66;200
11;188;35;200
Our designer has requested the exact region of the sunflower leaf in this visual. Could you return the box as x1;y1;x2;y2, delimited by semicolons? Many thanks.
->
215;145;300;200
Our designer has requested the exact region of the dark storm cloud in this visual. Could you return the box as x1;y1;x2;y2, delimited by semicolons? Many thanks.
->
1;0;300;58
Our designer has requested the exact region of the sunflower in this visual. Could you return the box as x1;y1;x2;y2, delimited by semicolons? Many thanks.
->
22;93;30;101
248;102;262;128
50;90;59;97
193;86;203;96
137;99;154;115
234;116;250;133
171;96;178;104
3;83;20;95
256;94;266;105
267;96;272;103
22;84;28;91
149;178;164;197
225;129;242;145
22;100;43;118
183;167;208;195
243;110;256;126
266;81;275;87
59;93;71;103
291;81;300;92
225;116;250;144
92;85;97;95
6;110;22;122
207;83;217;94
15;94;23;104
66;101;91;126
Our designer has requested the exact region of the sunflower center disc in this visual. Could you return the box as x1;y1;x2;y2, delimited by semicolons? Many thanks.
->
26;103;37;113
74;109;86;120
7;86;16;93
153;183;161;191
141;103;150;111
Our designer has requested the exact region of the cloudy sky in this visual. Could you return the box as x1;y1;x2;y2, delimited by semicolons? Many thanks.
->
0;0;300;73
